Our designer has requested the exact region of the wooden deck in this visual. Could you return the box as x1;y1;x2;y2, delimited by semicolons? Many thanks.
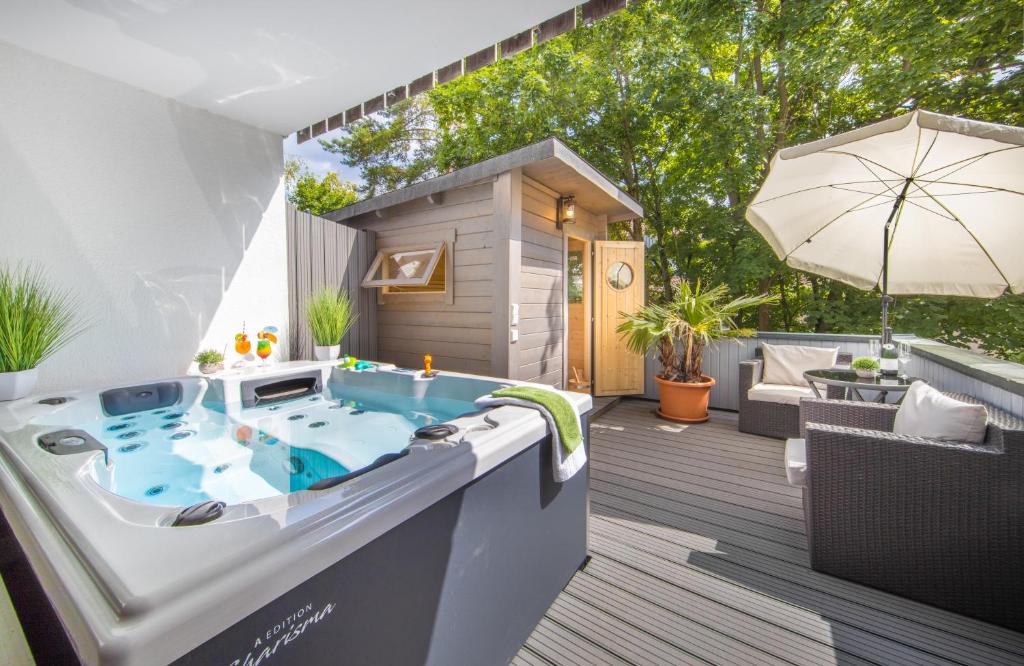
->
514;400;1024;666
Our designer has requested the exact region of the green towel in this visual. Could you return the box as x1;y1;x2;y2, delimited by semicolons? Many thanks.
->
491;386;582;453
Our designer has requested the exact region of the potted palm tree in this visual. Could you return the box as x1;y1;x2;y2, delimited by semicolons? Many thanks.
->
0;265;85;401
305;288;356;361
618;281;775;423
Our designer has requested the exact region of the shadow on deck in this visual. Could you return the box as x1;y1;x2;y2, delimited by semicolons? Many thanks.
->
514;400;1024;666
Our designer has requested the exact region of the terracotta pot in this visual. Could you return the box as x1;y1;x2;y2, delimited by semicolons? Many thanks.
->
654;374;715;424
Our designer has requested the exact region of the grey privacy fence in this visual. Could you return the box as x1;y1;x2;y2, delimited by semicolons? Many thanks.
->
286;204;377;361
642;331;1024;417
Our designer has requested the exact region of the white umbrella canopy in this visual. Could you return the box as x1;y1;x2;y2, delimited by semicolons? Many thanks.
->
746;110;1024;302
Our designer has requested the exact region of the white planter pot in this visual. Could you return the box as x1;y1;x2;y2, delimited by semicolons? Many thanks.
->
313;345;340;361
0;368;39;402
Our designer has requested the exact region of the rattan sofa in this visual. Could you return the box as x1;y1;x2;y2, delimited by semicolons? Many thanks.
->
797;396;1024;632
737;349;850;439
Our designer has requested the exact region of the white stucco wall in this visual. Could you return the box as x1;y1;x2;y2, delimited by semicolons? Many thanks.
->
0;41;289;393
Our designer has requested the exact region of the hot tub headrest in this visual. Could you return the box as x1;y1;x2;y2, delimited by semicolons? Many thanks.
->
101;382;182;417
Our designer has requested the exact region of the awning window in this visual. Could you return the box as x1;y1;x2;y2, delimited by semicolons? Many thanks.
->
362;243;447;294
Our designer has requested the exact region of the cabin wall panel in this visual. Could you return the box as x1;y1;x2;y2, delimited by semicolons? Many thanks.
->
517;184;565;386
359;186;497;372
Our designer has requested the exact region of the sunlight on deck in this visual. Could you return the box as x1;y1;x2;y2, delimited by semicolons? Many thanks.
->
515;400;1024;666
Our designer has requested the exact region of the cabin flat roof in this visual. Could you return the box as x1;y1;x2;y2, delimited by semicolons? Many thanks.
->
323;138;644;224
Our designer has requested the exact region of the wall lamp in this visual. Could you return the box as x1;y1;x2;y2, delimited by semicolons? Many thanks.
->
557;195;576;229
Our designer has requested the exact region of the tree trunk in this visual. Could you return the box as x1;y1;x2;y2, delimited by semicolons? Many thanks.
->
659;335;679;381
757;276;772;330
689;339;704;382
778;274;791;331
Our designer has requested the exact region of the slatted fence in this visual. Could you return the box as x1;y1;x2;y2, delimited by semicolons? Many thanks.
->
286;204;377;361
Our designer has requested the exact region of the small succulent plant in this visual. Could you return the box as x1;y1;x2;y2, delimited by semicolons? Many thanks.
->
194;349;225;365
851;356;880;371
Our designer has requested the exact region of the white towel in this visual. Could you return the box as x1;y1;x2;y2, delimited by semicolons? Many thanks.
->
474;393;587;482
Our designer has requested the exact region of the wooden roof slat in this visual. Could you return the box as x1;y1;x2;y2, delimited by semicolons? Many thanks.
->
385;86;408;107
538;9;577;44
501;30;534;59
436;59;463;85
582;0;627;24
408;72;435;97
465;45;496;73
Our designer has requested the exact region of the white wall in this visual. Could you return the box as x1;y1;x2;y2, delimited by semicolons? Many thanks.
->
0;41;289;393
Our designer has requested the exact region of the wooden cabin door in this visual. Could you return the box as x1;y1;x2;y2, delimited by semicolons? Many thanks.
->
593;241;645;396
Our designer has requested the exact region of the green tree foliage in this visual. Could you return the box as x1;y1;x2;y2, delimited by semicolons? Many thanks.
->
284;158;359;216
319;0;1024;357
319;98;438;198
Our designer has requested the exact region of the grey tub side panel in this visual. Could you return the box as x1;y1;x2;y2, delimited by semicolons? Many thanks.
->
173;417;589;666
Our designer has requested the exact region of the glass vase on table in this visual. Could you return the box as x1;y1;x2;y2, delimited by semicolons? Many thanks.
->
869;339;881;367
880;342;900;376
897;342;912;378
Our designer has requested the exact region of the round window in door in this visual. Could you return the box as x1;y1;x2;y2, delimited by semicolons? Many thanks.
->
606;261;634;290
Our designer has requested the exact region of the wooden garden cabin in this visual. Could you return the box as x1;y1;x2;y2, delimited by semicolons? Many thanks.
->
322;138;645;396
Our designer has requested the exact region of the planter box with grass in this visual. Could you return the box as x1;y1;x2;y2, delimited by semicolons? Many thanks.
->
0;265;84;401
305;288;356;361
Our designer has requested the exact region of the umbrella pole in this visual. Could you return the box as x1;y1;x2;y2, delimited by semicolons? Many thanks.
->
881;178;912;345
881;231;892;344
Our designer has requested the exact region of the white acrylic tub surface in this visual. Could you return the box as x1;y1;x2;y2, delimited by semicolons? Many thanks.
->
0;361;590;666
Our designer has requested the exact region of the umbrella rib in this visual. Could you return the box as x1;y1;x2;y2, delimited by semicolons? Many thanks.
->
914;183;1012;288
850;197;914;213
850;155;905;198
830;184;895;196
919;152;992;184
750;179;902;206
781;188;892;260
910;129;939;177
914;145;1024;179
900;196;958;222
823;150;907;180
912;179;1024;197
782;155;906;259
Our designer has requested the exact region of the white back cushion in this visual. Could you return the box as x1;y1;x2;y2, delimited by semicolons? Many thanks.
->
761;343;839;387
784;438;807;487
893;381;988;444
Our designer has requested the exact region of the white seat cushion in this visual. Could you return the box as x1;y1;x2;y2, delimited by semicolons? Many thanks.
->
784;438;806;486
893;381;988;444
747;383;815;406
761;343;839;387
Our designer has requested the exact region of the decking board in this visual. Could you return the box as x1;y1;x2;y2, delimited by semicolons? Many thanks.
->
516;401;1024;666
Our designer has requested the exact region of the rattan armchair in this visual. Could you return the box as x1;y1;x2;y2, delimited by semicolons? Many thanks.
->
737;350;850;439
798;396;1024;632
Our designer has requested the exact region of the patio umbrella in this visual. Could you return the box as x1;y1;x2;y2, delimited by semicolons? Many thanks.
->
745;110;1024;342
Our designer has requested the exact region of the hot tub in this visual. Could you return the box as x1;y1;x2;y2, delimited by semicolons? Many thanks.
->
0;361;591;666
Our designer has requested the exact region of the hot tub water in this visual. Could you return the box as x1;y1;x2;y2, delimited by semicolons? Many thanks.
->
87;390;475;507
